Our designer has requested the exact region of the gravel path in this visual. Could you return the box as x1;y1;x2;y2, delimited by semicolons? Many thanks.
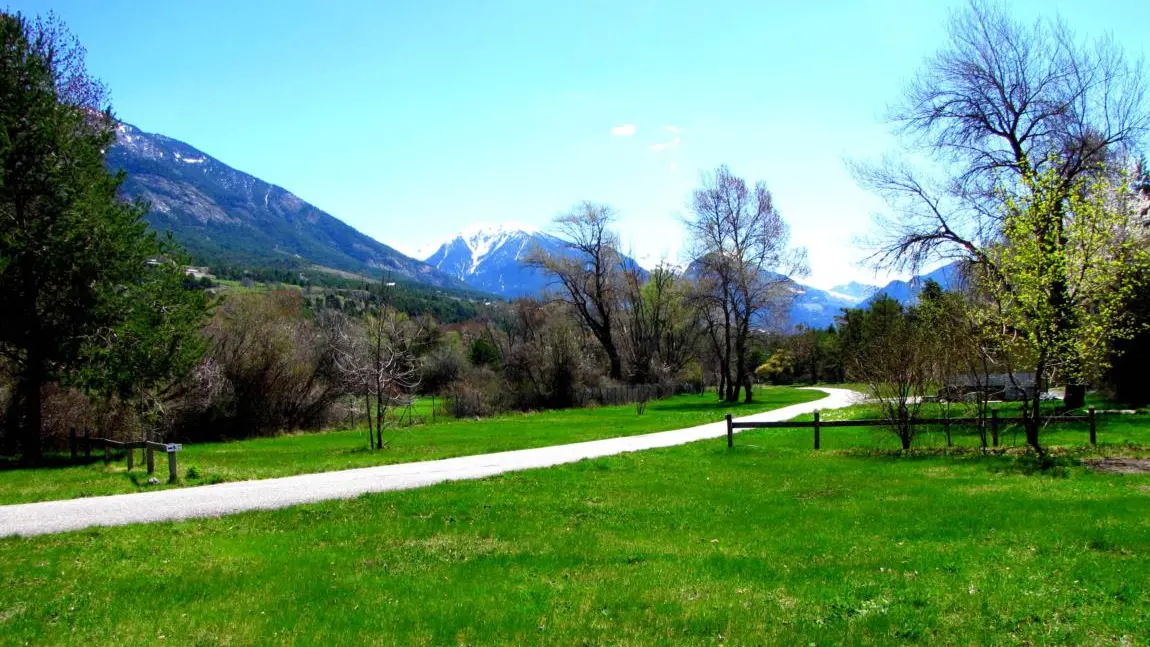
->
0;387;861;537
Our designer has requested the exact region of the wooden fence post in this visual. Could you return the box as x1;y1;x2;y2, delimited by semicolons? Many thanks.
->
103;442;110;465
1088;407;1096;446
146;446;155;474
991;409;999;448
69;428;77;461
168;450;178;483
726;414;733;448
84;429;91;458
127;444;134;470
814;410;821;450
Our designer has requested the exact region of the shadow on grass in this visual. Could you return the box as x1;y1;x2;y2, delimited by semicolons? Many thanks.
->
0;453;106;472
831;442;1150;475
653;395;819;414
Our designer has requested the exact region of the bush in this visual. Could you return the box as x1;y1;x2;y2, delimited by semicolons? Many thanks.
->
680;361;705;393
755;350;796;385
500;302;601;410
421;339;464;395
447;367;505;418
169;291;349;441
468;336;502;369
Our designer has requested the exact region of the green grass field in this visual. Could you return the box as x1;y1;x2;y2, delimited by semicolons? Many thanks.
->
788;399;1150;452
1;393;1146;645
0;387;823;505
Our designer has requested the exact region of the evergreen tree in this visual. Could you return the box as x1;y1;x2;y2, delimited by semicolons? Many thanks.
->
0;12;209;461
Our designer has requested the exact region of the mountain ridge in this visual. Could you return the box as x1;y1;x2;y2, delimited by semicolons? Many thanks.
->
107;122;465;288
424;225;576;297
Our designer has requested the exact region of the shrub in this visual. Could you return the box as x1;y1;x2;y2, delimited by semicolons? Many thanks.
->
421;340;464;395
447;367;505;418
755;350;796;385
169;291;349;441
468;336;502;369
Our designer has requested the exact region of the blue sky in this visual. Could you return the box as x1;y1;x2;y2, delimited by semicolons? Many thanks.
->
11;0;1150;288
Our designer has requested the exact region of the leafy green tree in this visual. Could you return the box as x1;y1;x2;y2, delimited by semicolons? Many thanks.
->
983;166;1149;449
0;12;209;460
854;1;1148;415
468;336;502;370
77;248;212;437
754;350;795;385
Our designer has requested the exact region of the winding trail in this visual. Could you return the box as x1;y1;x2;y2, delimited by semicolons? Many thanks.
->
0;387;861;537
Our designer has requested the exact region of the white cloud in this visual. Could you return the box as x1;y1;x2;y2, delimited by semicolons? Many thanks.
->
664;125;683;134
610;124;636;137
648;135;681;152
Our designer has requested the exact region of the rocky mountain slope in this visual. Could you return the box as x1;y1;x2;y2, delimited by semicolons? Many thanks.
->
107;123;462;287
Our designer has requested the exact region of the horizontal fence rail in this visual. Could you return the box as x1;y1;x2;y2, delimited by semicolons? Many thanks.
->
725;408;1099;450
68;428;183;482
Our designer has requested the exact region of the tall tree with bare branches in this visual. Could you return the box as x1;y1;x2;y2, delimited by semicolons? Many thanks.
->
686;165;808;403
621;260;701;383
853;0;1150;414
527;202;626;380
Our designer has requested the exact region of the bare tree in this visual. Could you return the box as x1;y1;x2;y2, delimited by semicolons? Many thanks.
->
620;260;701;384
25;11;110;114
331;308;423;450
850;302;937;450
856;0;1147;268
527;202;625;380
685;165;808;403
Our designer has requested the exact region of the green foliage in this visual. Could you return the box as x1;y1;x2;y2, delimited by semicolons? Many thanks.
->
785;325;844;384
0;13;209;458
755;349;796;384
990;165;1150;386
835;295;907;382
467;336;502;369
75;242;212;405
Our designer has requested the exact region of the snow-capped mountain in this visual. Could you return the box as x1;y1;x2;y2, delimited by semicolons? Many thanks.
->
826;281;879;304
861;262;965;308
108;122;463;287
787;282;863;330
423;224;570;297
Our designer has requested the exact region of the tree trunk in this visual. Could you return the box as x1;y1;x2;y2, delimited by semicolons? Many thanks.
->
1063;383;1086;409
1026;395;1042;452
607;350;623;382
375;390;385;450
14;360;46;465
364;393;374;450
731;340;747;404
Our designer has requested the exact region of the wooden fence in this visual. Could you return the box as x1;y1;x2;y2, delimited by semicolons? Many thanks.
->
723;407;1098;450
68;428;183;482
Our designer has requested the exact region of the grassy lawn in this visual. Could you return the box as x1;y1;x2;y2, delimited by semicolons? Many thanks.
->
0;402;1146;645
0;387;823;505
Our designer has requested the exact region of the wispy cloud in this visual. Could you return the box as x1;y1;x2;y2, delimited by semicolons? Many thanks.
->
610;124;636;137
664;125;683;134
648;135;681;152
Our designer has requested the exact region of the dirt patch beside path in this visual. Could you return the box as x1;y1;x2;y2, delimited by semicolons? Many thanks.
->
1082;458;1150;474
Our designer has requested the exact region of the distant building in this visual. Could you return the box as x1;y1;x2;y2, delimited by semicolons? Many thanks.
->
941;373;1038;402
